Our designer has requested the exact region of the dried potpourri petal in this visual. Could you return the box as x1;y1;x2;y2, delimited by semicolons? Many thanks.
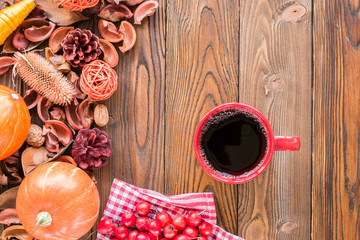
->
99;39;119;67
50;107;66;122
0;186;19;210
37;96;53;123
98;3;133;22
84;0;104;14
77;98;94;128
64;98;84;131
0;208;20;226
133;0;159;25
107;0;143;6
23;21;56;42
0;56;16;76
21;147;50;175
0;151;22;185
12;28;29;50
27;5;47;19
23;89;41;109
98;19;123;43
43;120;73;153
49;26;74;53
0;225;33;240
118;21;136;52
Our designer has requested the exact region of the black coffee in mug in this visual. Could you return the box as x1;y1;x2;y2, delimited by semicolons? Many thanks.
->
200;109;268;175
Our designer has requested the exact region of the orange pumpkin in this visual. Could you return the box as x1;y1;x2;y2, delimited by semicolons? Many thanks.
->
0;85;31;160
16;162;100;240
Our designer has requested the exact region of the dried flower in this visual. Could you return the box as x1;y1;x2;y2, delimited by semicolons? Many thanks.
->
0;151;23;185
71;128;112;170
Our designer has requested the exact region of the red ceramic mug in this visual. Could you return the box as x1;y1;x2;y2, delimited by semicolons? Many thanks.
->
194;103;300;184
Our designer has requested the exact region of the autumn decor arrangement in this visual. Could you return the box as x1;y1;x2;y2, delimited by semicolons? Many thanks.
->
0;0;159;238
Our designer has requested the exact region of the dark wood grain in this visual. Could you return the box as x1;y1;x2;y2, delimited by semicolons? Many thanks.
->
87;1;166;239
313;0;360;239
238;0;312;239
164;0;239;234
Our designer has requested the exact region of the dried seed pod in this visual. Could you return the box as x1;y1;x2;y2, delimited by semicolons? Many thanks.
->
94;104;109;127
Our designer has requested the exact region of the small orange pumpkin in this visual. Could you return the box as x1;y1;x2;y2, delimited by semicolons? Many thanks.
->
16;162;100;240
0;85;31;160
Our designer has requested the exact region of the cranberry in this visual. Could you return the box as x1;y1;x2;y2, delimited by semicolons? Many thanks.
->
198;222;213;237
135;201;151;216
172;215;187;230
187;211;202;227
163;224;177;239
197;237;207;240
155;211;172;228
173;234;190;240
114;226;128;240
135;232;151;240
97;218;114;234
128;230;139;240
183;226;198;238
148;232;161;240
121;211;136;227
136;216;149;232
147;219;161;236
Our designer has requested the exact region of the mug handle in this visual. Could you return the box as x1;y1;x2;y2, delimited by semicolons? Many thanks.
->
274;136;300;151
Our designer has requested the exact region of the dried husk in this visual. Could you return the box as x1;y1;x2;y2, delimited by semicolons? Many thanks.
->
0;208;20;226
48;26;74;53
23;89;41;109
23;21;56;42
37;96;53;123
99;39;119;67
0;225;33;240
118;21;136;52
98;3;133;22
21;147;50;176
43;120;73;152
133;0;159;24
0;56;16;76
78;98;93;128
0;186;19;210
98;19;123;43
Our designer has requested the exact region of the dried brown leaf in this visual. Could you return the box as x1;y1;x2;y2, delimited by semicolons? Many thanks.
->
35;0;88;26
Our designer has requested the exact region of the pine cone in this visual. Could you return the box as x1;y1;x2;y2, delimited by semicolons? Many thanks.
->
62;28;102;68
71;128;112;170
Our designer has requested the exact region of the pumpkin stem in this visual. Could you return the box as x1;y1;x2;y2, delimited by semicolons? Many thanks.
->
36;211;52;227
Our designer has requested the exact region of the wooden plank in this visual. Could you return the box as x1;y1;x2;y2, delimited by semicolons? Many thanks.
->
88;1;166;239
313;0;360;239
238;1;312;239
165;0;239;234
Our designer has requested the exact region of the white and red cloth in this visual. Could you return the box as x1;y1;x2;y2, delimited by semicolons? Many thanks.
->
97;179;244;240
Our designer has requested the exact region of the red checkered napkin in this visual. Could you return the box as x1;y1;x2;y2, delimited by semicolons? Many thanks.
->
97;179;244;240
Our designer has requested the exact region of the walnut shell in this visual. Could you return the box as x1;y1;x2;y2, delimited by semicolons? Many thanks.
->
94;104;109;127
26;124;45;147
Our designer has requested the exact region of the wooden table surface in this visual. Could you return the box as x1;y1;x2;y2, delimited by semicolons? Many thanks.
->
1;0;360;239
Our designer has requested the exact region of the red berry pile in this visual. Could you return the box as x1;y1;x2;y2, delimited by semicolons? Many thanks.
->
97;201;214;240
